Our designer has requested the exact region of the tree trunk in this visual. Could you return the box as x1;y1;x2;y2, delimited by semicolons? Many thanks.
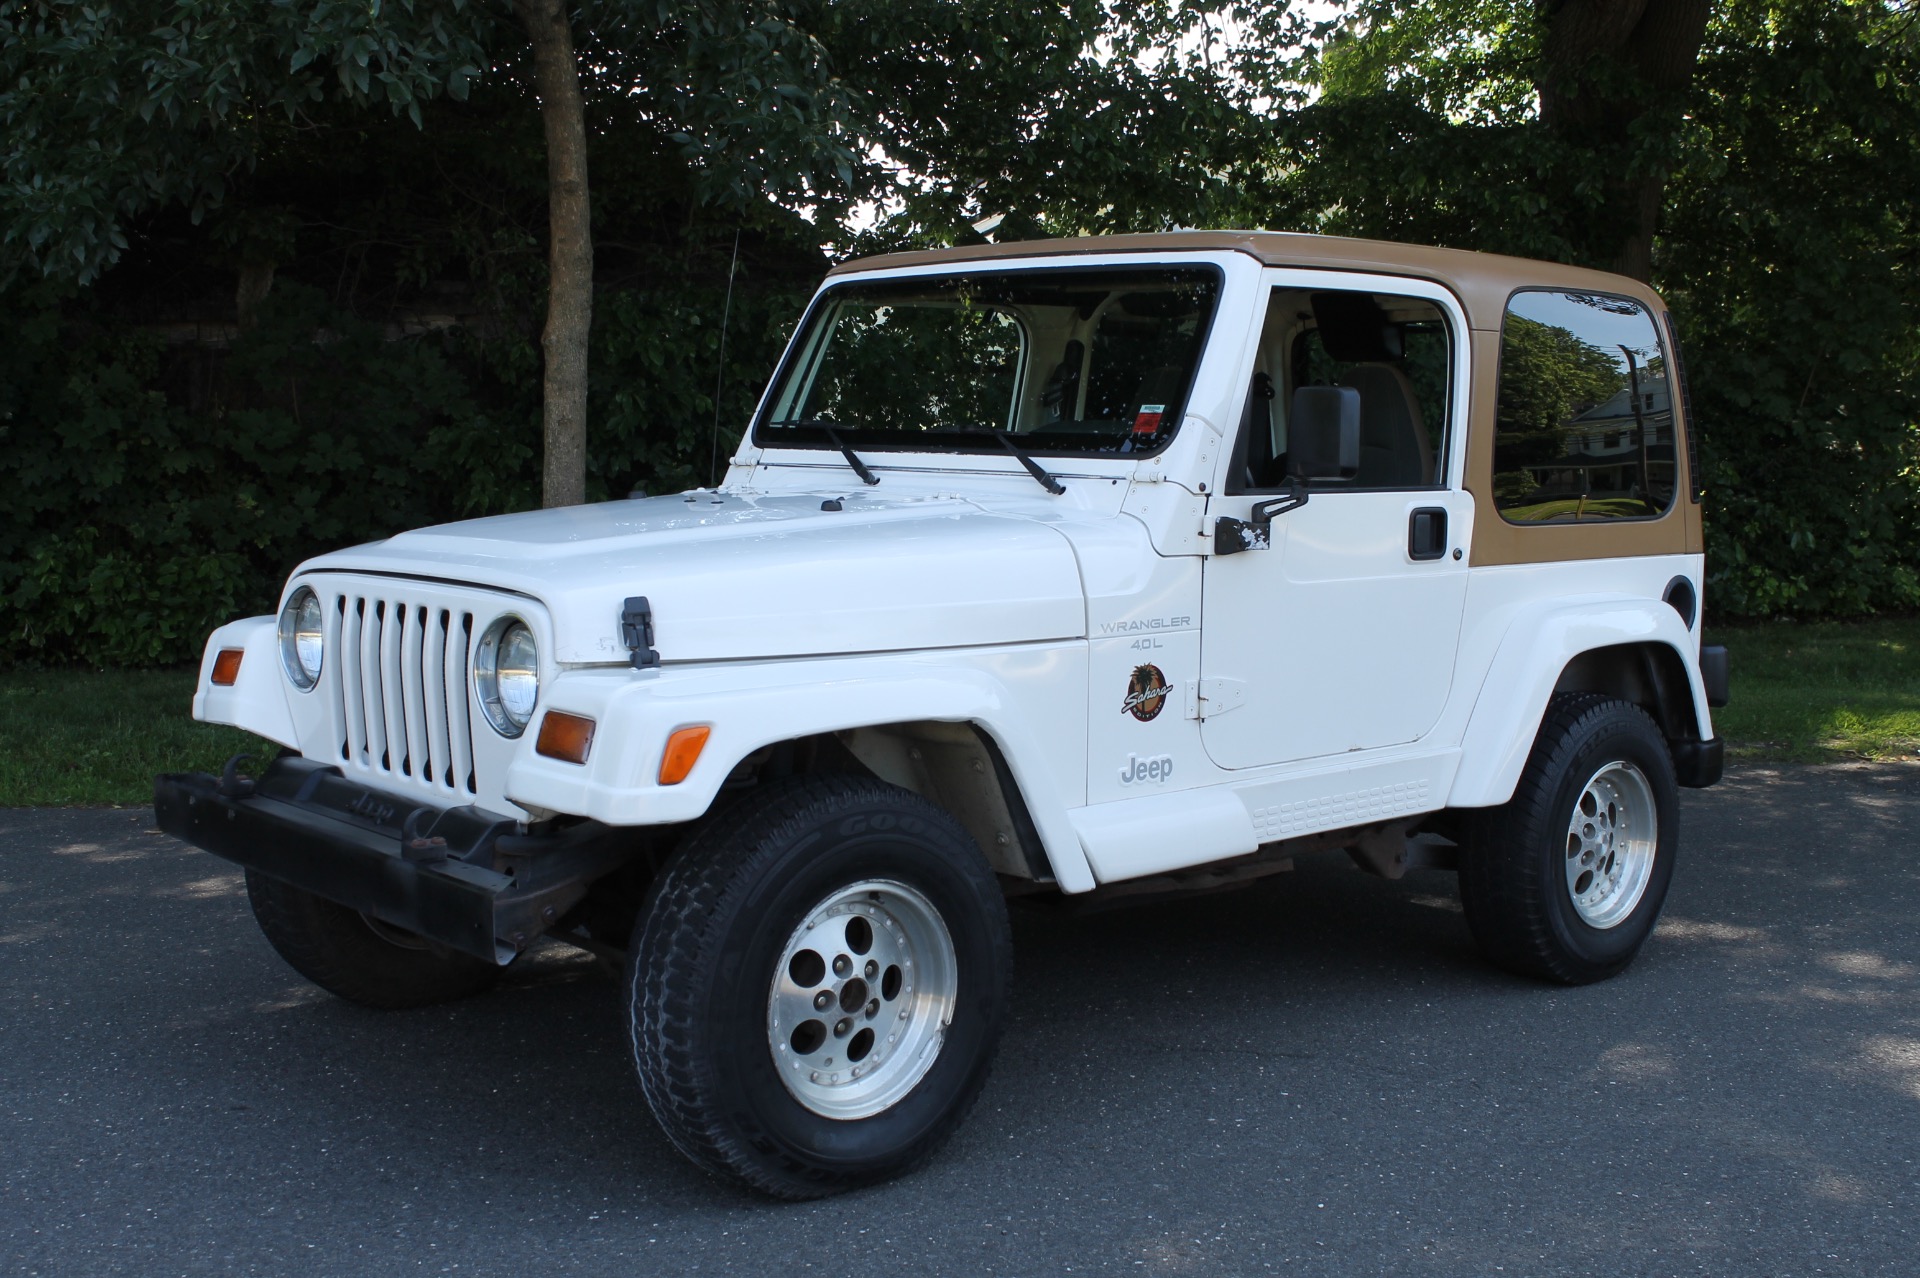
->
515;0;592;508
1535;0;1714;281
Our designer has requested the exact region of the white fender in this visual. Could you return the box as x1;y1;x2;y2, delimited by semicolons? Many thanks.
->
192;616;299;750
505;650;1097;893
1447;597;1712;809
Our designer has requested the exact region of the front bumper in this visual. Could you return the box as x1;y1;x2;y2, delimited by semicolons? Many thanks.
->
154;756;629;964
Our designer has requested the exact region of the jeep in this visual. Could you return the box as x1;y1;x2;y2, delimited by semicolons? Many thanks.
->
157;231;1728;1198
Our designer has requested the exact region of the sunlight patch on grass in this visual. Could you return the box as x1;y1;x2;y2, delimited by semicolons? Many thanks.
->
1708;617;1920;763
0;669;274;807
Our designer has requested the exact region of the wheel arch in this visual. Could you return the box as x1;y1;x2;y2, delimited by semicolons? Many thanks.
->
507;659;1096;893
704;719;1061;889
1447;599;1713;809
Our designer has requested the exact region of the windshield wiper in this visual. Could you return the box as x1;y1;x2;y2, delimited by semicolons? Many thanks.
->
985;429;1066;495
780;418;880;485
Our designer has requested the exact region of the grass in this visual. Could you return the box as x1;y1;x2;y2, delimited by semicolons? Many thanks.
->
2;617;1915;805
1707;617;1920;763
0;668;271;807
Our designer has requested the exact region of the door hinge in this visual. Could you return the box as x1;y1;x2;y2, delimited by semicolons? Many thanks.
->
1185;677;1247;720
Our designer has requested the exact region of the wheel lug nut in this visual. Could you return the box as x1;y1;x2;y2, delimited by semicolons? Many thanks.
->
834;1017;852;1038
865;960;878;979
866;998;880;1019
813;991;831;1011
833;955;852;977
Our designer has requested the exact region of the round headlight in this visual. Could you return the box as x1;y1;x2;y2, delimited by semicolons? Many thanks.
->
475;617;539;737
278;586;325;691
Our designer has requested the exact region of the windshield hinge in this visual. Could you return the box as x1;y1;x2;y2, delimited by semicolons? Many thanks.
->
621;596;660;669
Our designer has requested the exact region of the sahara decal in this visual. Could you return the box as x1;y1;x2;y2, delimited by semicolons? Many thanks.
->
1122;664;1169;722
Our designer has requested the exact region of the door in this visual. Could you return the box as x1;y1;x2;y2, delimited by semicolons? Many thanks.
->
1198;273;1473;771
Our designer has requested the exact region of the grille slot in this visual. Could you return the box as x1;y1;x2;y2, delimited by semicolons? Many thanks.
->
332;590;477;798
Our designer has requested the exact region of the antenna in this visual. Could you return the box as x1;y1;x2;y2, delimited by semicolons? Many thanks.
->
709;226;742;486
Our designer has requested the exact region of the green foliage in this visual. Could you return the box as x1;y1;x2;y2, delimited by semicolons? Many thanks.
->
0;281;498;666
0;0;489;284
1261;0;1920;618
4;0;1917;674
591;277;813;495
819;1;1295;248
0;268;813;668
0;666;271;805
1660;0;1920;617
1707;616;1920;762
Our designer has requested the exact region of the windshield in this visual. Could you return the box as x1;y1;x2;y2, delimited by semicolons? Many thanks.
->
754;266;1220;457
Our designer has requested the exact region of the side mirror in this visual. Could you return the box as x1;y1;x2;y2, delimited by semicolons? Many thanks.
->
1289;385;1360;481
1212;385;1360;556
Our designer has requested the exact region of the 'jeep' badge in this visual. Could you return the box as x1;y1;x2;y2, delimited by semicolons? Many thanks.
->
1122;664;1169;722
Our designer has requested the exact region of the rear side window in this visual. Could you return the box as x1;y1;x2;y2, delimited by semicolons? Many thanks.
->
1492;291;1676;523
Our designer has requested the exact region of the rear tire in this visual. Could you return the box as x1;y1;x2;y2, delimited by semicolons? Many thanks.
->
1459;693;1678;985
245;870;500;1009
629;775;1012;1199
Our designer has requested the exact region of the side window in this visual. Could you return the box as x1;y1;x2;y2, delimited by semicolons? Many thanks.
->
1231;288;1453;493
1493;291;1676;522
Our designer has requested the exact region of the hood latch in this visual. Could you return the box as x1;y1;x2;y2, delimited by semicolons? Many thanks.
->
621;596;660;669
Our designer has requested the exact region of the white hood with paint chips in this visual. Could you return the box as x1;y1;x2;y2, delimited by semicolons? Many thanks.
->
295;490;1089;665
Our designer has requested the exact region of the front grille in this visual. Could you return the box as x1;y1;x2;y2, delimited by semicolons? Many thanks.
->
331;593;479;799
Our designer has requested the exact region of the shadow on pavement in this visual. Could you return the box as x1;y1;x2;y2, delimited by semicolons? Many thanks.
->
3;762;1917;1275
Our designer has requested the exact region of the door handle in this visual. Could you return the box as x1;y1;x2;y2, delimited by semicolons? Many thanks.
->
1408;507;1447;561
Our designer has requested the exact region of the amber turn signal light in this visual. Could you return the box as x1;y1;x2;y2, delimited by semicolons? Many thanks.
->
535;710;596;765
211;649;244;686
658;725;711;786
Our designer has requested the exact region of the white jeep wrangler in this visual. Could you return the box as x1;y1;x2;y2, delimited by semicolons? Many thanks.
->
157;231;1728;1198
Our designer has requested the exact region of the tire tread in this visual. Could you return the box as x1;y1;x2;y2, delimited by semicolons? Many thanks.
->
629;774;1009;1199
245;870;499;1009
1460;693;1672;985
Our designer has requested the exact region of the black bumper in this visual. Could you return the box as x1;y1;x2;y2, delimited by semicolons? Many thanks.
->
154;757;627;964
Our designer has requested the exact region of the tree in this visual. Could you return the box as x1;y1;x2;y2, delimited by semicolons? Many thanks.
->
1266;0;1920;617
1280;0;1711;279
817;1;1301;250
0;1;489;287
1;0;859;508
513;0;590;507
1534;0;1714;281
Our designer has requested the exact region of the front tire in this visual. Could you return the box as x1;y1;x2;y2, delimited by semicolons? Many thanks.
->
629;775;1012;1199
244;870;500;1008
1459;694;1679;984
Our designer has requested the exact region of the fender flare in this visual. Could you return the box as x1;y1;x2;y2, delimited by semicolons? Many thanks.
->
505;656;1097;893
192;616;299;749
1446;597;1712;809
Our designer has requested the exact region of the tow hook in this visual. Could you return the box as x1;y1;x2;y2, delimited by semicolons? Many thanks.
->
217;753;256;799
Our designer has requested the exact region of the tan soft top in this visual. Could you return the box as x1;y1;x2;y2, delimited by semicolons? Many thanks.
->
828;230;1662;332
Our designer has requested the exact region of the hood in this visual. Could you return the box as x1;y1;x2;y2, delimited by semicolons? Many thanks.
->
297;490;1088;664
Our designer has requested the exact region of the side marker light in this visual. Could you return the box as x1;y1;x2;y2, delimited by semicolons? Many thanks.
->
659;725;711;786
211;649;244;686
536;711;596;765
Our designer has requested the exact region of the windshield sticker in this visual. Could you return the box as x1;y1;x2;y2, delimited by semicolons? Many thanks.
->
1133;404;1166;435
1122;664;1169;721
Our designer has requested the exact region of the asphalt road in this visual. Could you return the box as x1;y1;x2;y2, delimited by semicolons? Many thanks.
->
5;764;1920;1276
